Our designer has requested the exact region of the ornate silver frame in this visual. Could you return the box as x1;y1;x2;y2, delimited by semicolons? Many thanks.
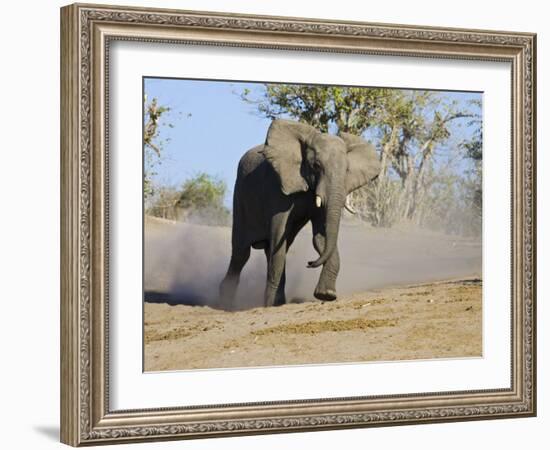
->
60;3;536;446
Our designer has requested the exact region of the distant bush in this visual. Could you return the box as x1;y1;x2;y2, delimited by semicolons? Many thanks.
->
146;173;231;226
176;173;225;209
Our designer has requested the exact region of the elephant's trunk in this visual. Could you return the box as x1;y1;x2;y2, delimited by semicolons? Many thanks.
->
308;189;345;268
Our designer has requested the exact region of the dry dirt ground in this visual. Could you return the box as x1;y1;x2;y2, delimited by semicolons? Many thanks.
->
144;278;482;371
144;216;482;371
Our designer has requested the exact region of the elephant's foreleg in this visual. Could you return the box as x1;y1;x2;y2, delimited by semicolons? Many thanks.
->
219;246;251;306
312;224;340;301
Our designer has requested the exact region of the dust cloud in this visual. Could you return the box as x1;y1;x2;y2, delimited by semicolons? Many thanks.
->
144;216;481;311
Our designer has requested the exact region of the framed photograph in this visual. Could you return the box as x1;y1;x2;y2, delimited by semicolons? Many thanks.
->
60;3;536;446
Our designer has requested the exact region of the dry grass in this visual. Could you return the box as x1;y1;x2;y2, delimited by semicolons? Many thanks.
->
251;318;398;336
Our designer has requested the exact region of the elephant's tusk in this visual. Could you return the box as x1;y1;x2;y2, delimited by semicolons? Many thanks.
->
315;195;322;208
344;196;357;214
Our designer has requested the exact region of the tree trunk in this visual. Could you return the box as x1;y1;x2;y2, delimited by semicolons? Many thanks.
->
406;140;434;221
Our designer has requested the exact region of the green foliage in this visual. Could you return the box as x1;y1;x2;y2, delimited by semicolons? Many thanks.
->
243;85;392;134
177;173;227;209
460;99;483;161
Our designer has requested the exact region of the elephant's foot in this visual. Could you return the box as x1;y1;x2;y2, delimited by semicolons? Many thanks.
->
265;291;286;307
219;278;237;307
314;285;337;301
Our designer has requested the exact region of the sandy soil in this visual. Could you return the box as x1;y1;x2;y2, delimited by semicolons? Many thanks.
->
144;216;482;371
144;278;482;371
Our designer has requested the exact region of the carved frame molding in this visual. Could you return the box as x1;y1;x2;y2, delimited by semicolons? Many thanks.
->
60;3;536;446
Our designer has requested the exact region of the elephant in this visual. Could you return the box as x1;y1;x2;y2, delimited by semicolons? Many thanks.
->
219;119;380;307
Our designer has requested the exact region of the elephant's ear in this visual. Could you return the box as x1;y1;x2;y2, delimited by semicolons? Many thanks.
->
339;132;381;194
262;120;313;195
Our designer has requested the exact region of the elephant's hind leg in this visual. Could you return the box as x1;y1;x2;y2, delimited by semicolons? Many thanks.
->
219;246;251;308
264;247;286;307
264;215;289;307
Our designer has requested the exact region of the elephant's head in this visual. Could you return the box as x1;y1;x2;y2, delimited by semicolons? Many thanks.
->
262;119;380;268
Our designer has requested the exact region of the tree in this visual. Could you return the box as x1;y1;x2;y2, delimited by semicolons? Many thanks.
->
460;99;482;162
145;185;181;220
143;96;171;199
243;85;391;134
458;98;483;233
177;172;225;207
242;84;478;232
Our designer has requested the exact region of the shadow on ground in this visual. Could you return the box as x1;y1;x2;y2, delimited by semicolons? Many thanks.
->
144;290;211;307
144;289;310;311
33;425;59;441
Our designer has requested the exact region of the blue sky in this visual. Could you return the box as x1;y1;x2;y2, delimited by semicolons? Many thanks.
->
144;78;480;207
